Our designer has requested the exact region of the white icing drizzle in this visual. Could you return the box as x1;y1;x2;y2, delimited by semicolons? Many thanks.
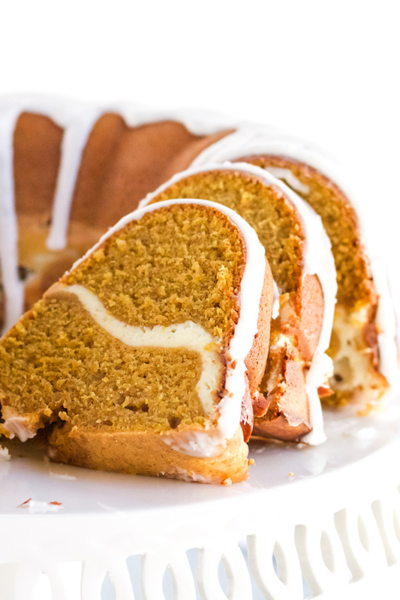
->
372;261;399;388
68;199;266;457
46;108;104;250
272;281;280;320
141;162;338;445
115;104;240;136
192;127;399;393
0;409;36;442
51;283;223;416
0;108;25;331
265;167;310;195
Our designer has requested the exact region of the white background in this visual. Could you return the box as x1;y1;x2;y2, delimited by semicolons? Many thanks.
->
0;0;399;254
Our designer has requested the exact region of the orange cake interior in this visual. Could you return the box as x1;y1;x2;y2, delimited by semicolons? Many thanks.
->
241;155;388;407
0;202;270;483
148;169;325;442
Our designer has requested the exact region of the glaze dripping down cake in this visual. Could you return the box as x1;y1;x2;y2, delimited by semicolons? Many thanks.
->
0;200;272;483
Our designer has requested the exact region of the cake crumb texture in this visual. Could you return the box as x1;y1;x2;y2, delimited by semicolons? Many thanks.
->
151;170;305;294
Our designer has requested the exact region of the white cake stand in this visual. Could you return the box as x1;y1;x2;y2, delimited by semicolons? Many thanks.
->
1;402;400;600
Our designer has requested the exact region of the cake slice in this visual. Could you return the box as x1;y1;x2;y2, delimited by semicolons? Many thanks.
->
241;155;397;410
191;129;399;410
0;200;272;483
142;163;337;444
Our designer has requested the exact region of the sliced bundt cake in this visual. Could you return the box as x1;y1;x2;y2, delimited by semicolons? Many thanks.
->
142;163;337;445
0;200;272;483
192;129;399;410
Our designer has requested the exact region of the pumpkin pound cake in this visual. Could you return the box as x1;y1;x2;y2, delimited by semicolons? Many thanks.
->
142;163;337;445
0;200;272;483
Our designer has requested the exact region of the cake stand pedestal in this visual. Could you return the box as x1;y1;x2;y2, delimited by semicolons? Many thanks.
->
1;404;400;600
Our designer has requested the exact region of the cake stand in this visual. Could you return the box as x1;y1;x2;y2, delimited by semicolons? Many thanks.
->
1;403;400;600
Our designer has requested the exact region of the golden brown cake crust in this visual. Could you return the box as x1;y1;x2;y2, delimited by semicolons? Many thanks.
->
277;274;324;365
14;113;63;221
240;257;274;441
253;273;324;440
48;426;250;484
245;258;274;396
254;343;311;440
69;116;234;229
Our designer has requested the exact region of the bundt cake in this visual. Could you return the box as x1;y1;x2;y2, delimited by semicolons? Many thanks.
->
0;96;398;474
191;129;399;410
141;163;337;444
0;200;272;483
